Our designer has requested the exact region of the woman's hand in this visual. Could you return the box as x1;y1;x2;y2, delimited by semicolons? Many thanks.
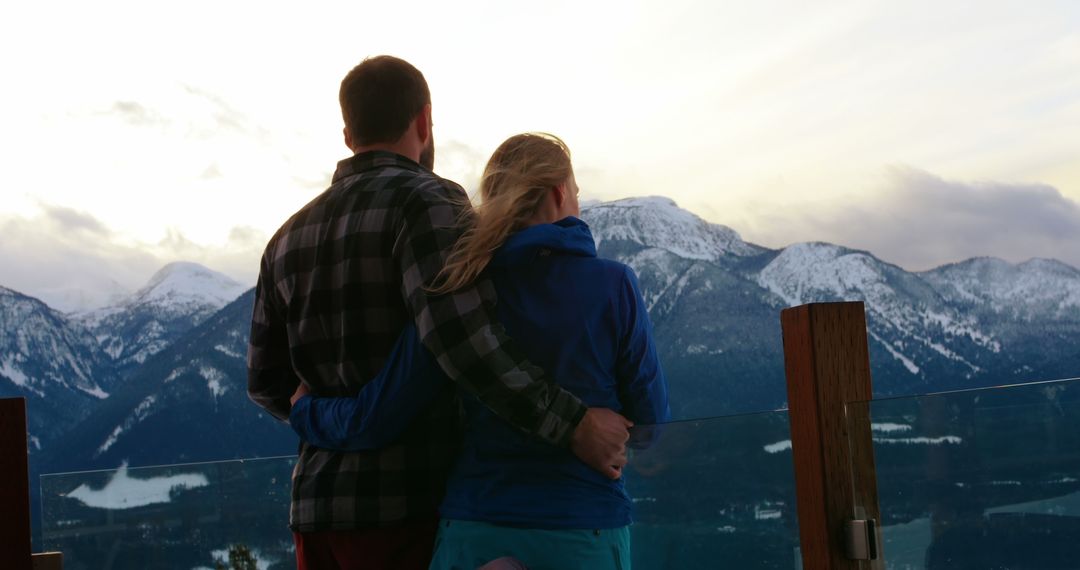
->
290;382;310;406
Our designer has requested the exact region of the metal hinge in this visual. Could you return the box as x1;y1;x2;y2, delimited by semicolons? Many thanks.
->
845;519;878;560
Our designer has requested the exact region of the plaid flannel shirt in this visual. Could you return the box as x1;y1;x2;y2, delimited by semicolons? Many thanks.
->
247;151;588;531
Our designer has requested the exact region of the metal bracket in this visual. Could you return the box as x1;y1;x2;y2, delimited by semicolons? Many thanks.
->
845;519;878;560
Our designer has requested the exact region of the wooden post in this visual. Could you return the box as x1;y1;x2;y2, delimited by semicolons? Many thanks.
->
1;397;32;570
782;302;882;569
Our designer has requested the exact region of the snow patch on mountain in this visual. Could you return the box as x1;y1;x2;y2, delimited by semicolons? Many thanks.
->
66;461;209;510
200;365;228;398
921;309;1001;353
870;331;921;374
872;423;912;433
773;430;964;450
96;395;158;456
0;356;31;388
620;248;687;310
214;344;243;359
764;440;792;454
582;197;765;261
874;435;963;445
79;384;109;399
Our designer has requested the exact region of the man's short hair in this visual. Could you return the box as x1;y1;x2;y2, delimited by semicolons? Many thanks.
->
339;56;431;146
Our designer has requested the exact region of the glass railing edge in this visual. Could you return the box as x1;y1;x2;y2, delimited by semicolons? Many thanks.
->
38;453;300;478
849;375;1080;406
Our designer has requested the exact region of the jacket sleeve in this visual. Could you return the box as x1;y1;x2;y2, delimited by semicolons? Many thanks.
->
288;322;449;450
246;257;298;422
615;266;671;449
392;182;587;446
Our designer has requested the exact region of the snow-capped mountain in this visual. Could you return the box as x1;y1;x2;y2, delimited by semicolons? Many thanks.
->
923;257;1080;321
921;257;1080;382
75;262;249;376
0;286;120;451
756;243;1001;381
40;289;296;472
21;195;1080;474
581;197;1080;414
585;196;766;262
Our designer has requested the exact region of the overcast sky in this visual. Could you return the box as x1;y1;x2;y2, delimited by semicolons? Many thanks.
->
1;0;1078;309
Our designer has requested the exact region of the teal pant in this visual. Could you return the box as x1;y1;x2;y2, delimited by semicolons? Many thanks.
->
428;519;631;570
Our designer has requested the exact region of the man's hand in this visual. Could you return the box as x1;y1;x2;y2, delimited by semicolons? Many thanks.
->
290;382;310;406
570;408;633;480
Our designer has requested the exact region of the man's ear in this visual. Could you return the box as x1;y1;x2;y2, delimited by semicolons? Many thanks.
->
343;127;354;152
414;103;432;144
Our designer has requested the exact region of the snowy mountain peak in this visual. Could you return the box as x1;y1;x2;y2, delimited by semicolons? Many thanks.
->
75;263;250;374
133;262;247;308
756;242;880;307
1018;258;1080;276
923;256;1080;318
581;196;765;260
757;242;1004;377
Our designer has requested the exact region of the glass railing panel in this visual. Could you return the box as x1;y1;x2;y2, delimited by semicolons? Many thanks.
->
625;410;799;568
40;456;296;570
41;411;800;569
847;376;1080;570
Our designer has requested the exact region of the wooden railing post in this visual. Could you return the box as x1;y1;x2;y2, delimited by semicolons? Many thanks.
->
782;302;882;569
1;397;32;570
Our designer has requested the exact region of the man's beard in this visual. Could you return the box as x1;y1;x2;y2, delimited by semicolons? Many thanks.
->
419;134;435;170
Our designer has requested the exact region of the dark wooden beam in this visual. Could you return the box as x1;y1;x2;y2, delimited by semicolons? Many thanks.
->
1;397;32;570
782;302;882;569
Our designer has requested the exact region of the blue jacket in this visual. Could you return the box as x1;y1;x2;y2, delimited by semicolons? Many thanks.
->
290;216;669;529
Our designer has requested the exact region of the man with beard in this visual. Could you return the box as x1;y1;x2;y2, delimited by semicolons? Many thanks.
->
248;55;632;569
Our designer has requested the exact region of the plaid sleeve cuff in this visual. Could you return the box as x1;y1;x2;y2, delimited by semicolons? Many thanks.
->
545;391;589;447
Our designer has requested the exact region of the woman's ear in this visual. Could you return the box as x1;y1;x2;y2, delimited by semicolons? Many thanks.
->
552;183;567;208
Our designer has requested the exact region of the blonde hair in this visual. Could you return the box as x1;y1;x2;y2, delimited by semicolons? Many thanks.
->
432;133;572;293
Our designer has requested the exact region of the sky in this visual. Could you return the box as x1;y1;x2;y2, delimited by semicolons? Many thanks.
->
1;0;1078;310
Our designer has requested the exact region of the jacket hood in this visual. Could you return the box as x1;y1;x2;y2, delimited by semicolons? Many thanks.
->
489;217;597;268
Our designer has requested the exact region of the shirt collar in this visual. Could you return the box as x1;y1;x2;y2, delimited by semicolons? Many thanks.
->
332;151;423;184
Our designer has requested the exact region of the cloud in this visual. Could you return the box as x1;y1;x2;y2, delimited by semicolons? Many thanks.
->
291;171;333;191
41;204;111;236
181;84;270;138
434;139;487;193
200;163;223;179
0;206;262;313
744;167;1080;270
0;210;160;311
100;88;270;144
226;225;266;249
109;101;168;127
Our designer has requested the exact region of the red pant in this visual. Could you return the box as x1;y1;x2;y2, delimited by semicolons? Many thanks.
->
294;519;439;570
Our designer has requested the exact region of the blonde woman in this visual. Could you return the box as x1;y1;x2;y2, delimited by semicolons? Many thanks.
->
290;133;669;569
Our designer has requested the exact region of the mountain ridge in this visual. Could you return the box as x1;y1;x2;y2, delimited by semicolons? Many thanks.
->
0;285;119;450
73;261;248;376
4;195;1077;472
